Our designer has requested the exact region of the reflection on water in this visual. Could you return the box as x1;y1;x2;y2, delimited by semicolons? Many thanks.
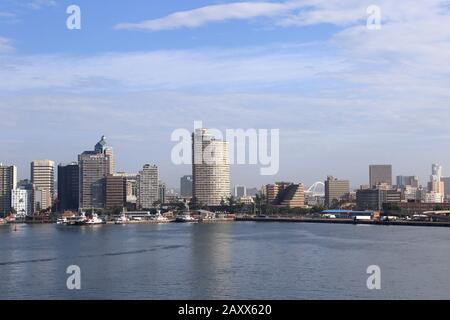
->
1;222;450;299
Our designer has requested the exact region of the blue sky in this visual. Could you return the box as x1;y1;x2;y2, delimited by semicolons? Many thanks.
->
1;0;450;189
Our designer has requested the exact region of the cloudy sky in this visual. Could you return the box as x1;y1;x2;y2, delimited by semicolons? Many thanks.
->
1;0;450;189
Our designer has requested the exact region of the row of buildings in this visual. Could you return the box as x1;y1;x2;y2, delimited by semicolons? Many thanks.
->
0;129;234;216
261;164;450;212
0;137;163;216
0;160;55;217
2;129;450;216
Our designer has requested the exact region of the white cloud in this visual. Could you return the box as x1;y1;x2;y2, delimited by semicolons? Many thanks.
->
115;0;450;31
26;0;57;10
115;1;303;31
0;45;348;91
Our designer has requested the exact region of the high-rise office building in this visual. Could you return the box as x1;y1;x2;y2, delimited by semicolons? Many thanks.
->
137;164;159;209
324;176;350;208
427;164;444;203
95;135;115;174
234;185;247;198
79;152;108;209
369;165;392;188
57;163;79;212
0;164;17;216
105;174;127;210
31;160;55;211
11;188;32;217
192;128;230;206
429;164;444;193
180;175;193;197
79;136;113;210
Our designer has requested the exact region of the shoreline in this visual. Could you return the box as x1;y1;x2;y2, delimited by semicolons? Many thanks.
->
236;217;450;228
3;217;450;227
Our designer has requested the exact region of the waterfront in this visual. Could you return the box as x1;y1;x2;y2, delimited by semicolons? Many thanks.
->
1;222;450;300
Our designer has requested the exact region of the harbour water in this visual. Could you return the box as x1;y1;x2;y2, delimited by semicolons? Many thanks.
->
1;222;450;300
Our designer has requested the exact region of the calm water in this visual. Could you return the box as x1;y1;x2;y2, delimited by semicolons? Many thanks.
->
1;222;450;300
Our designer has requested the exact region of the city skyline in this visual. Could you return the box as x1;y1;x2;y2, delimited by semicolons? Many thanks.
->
1;1;450;188
3;136;450;192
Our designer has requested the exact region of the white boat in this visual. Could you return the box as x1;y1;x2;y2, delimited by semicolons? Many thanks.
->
175;214;198;223
56;217;68;225
85;213;105;225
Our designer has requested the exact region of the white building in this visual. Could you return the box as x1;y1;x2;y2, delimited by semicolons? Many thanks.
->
238;196;254;205
403;186;420;201
11;189;32;217
423;191;444;203
192;128;230;206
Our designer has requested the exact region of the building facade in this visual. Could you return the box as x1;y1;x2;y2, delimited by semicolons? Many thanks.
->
442;177;450;200
234;185;247;198
159;181;166;204
57;163;79;212
11;188;32;217
0;164;17;216
137;164;159;209
192;128;230;206
79;152;108;209
396;175;419;188
31;160;55;212
180;175;193;197
95;135;115;174
369;165;392;188
356;188;401;211
428;164;444;202
324;176;350;208
265;182;305;208
105;174;127;210
78;137;114;210
265;182;292;205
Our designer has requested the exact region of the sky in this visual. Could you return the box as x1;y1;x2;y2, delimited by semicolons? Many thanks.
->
1;0;450;189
